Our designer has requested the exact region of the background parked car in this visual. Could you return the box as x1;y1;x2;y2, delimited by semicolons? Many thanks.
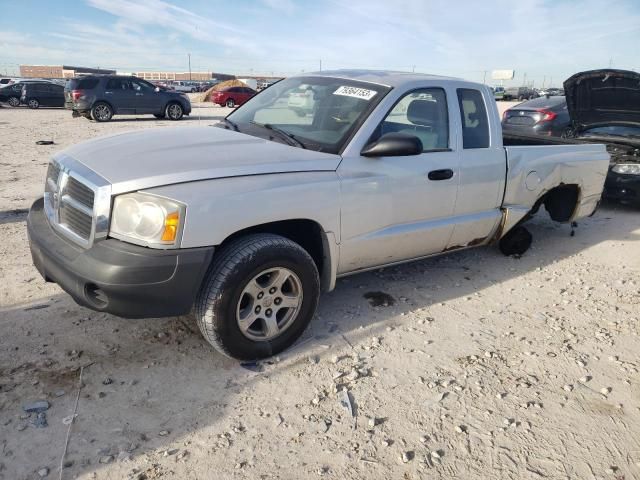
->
564;68;640;206
65;75;191;122
20;82;65;109
539;87;564;96
0;80;57;106
502;96;571;137
493;86;505;100
170;81;198;93
211;86;256;107
503;86;537;101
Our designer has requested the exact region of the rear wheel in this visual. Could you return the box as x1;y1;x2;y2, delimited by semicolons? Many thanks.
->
195;234;320;360
28;99;40;109
226;98;235;108
91;102;113;122
166;102;184;120
7;96;20;107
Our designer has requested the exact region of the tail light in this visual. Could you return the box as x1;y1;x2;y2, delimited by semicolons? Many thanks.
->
71;89;84;101
536;109;557;123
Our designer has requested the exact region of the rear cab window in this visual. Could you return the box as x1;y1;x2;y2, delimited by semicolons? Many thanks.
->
456;88;490;149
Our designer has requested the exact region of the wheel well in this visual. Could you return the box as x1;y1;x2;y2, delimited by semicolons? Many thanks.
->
220;219;327;283
537;184;580;222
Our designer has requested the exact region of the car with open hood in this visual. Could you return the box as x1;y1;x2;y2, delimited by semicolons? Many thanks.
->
564;69;640;206
27;70;609;360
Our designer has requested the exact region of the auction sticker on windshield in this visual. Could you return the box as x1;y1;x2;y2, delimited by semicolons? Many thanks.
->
333;86;377;100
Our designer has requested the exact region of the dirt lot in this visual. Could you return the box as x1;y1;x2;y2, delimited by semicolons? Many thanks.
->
1;102;639;480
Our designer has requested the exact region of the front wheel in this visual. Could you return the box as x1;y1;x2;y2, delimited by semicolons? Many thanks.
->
195;234;320;360
225;98;235;108
166;102;184;120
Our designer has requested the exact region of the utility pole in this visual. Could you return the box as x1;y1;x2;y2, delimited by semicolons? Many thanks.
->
523;72;527;87
188;53;192;81
412;65;416;73
609;57;613;68
482;70;487;84
542;76;546;88
319;59;322;71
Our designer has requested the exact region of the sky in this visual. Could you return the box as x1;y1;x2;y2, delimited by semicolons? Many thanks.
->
1;0;639;87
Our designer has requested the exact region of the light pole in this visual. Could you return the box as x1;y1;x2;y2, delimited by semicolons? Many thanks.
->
188;53;192;81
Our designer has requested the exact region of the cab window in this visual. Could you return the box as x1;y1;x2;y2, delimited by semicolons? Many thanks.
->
457;88;490;149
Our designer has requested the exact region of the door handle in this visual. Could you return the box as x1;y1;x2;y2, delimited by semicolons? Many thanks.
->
135;93;143;96
427;169;454;181
104;91;112;94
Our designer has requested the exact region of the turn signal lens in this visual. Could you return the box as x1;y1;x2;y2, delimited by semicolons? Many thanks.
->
161;212;180;241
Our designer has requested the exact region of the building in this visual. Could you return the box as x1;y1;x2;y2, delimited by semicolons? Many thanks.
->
134;71;236;82
20;65;116;79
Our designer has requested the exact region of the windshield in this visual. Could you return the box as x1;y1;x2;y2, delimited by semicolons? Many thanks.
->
226;76;391;153
582;125;640;138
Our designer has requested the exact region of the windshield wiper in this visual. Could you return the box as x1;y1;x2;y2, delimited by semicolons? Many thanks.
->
220;118;239;131
250;121;306;149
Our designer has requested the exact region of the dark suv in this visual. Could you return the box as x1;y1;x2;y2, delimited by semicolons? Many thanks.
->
65;75;192;122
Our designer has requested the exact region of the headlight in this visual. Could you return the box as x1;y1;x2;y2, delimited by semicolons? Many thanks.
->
612;163;640;175
110;192;184;248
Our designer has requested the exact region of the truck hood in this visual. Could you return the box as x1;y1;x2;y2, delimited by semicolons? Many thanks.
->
59;126;341;194
564;69;640;130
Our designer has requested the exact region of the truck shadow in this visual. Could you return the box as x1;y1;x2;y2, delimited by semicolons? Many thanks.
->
0;204;638;478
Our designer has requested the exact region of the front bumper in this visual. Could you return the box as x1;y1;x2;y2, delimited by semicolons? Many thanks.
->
27;198;214;318
603;170;640;205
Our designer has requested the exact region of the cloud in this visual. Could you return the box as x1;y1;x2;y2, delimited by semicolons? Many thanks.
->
3;0;640;82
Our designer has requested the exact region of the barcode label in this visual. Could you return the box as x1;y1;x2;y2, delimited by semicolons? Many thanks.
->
333;86;377;100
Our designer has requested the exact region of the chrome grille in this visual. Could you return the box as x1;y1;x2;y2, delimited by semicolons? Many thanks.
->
65;176;95;209
59;203;92;238
43;156;111;248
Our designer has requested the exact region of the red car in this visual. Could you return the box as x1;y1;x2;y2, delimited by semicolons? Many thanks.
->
211;86;256;108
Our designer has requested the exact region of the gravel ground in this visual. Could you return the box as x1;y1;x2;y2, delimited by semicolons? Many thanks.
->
1;102;639;480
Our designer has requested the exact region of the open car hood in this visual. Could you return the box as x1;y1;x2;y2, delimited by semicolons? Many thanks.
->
564;69;640;131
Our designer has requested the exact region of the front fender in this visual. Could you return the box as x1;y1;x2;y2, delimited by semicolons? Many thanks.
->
143;172;341;249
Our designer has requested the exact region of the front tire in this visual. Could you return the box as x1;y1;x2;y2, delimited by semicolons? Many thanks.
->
91;102;113;122
166;102;184;120
8;96;20;107
195;234;320;360
226;98;235;108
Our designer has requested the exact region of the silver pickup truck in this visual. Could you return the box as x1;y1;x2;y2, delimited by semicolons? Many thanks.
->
27;70;609;359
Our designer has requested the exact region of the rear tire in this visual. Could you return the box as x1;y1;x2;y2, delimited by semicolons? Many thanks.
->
166;102;184;120
499;226;532;256
195;234;320;360
91;102;113;122
226;98;235;108
28;99;40;109
7;96;20;107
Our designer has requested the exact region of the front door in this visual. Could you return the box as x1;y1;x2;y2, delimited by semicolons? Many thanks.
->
338;87;460;274
130;79;160;114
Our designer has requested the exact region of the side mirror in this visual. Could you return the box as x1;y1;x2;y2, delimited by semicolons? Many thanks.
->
155;87;160;93
361;132;423;157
